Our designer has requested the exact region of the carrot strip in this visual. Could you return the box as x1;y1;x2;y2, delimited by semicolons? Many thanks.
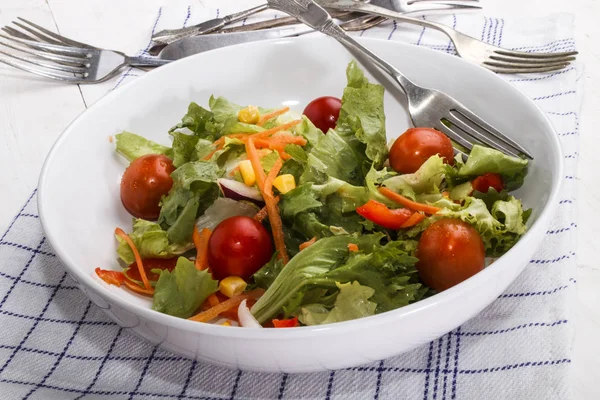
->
188;289;264;323
400;212;427;228
95;268;125;287
123;278;155;296
254;196;280;222
378;187;441;215
299;237;317;251
115;228;152;291
192;226;212;270
264;157;283;197
245;138;267;188
257;106;290;126
348;243;359;252
250;120;302;140
207;293;220;308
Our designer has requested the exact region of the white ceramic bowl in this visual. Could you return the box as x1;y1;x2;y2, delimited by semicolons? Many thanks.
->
38;37;563;373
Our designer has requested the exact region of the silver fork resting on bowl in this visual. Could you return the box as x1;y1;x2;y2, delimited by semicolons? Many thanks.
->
267;0;533;159
319;0;577;74
0;18;170;84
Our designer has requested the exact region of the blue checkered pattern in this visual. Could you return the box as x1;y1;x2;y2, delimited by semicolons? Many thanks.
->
0;7;581;400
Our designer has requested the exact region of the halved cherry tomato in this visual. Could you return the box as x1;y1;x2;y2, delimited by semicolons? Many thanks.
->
471;173;504;193
207;216;273;280
95;268;125;286
356;200;413;230
303;96;342;134
124;257;179;283
416;218;485;292
389;128;454;174
272;317;299;328
120;154;175;220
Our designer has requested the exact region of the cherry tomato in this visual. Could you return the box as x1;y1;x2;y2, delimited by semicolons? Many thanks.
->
303;96;342;134
416;218;485;292
389;128;454;174
124;257;179;283
207;216;273;280
120;154;175;220
472;173;504;193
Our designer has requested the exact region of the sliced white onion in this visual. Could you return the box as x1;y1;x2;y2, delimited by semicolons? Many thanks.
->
195;197;259;231
217;178;264;204
238;299;262;328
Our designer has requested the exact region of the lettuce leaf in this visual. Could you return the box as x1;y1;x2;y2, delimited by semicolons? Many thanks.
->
169;102;213;136
170;132;200;168
299;281;376;326
458;145;528;178
115;131;172;162
152;257;218;318
336;61;388;168
383;155;445;200
116;219;191;265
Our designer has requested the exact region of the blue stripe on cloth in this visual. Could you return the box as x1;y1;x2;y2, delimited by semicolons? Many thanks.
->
183;5;192;28
0;241;55;257
325;371;335;400
23;302;93;399
442;332;452;400
229;370;242;400
374;360;385;400
498;18;505;46
460;320;568;336
0;308;116;325
0;271;78;290
423;341;434;399
277;373;288;400
451;327;461;400
178;359;199;400
433;337;444;399
128;345;159;399
0;272;68;376
533;90;577;101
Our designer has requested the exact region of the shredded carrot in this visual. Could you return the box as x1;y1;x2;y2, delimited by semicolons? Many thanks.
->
188;289;264;323
95;268;125;287
264;157;283;196
192;226;212;270
299;237;317;251
348;243;359;252
254;196;280;222
245;138;267;188
250;119;302;140
400;212;427;228
115;228;152;292
123;278;155;296
246;138;289;264
378;187;441;215
207;293;220;308
257;106;290;126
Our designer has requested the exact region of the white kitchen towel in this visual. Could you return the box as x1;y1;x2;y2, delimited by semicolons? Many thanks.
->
0;5;582;400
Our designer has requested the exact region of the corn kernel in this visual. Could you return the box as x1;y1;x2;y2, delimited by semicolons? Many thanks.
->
272;174;296;194
239;160;256;186
219;276;248;298
221;320;232;327
238;105;260;124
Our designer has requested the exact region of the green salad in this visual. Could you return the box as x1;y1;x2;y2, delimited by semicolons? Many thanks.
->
96;61;531;328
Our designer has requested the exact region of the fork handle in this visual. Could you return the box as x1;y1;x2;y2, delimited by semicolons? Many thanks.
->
321;0;458;40
127;56;172;67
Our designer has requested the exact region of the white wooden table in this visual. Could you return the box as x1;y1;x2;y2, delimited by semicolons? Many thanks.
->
1;0;598;397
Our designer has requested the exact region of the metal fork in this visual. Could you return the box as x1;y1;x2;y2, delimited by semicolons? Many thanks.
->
267;0;533;159
0;18;170;84
319;0;576;74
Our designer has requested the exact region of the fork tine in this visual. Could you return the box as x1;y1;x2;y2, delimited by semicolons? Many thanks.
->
494;48;578;59
409;0;480;3
0;56;83;82
489;54;576;65
2;26;37;41
444;113;522;158
11;21;63;45
410;3;482;12
0;39;88;65
484;60;570;70
17;17;94;48
449;107;533;159
433;121;475;151
0;34;90;56
486;64;571;74
0;48;87;74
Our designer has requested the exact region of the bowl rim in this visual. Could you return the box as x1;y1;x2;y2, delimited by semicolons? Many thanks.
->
38;35;564;339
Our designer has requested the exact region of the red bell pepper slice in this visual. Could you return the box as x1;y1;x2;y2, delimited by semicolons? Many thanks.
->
356;200;413;230
95;268;125;287
272;317;299;328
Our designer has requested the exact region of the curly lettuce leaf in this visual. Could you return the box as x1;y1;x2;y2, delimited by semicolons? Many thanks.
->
458;145;528;178
299;281;376;326
383;155;445;200
152;257;218;318
170;132;200;168
169;102;213;136
116;219;191;265
336;61;388;167
115;131;172;162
